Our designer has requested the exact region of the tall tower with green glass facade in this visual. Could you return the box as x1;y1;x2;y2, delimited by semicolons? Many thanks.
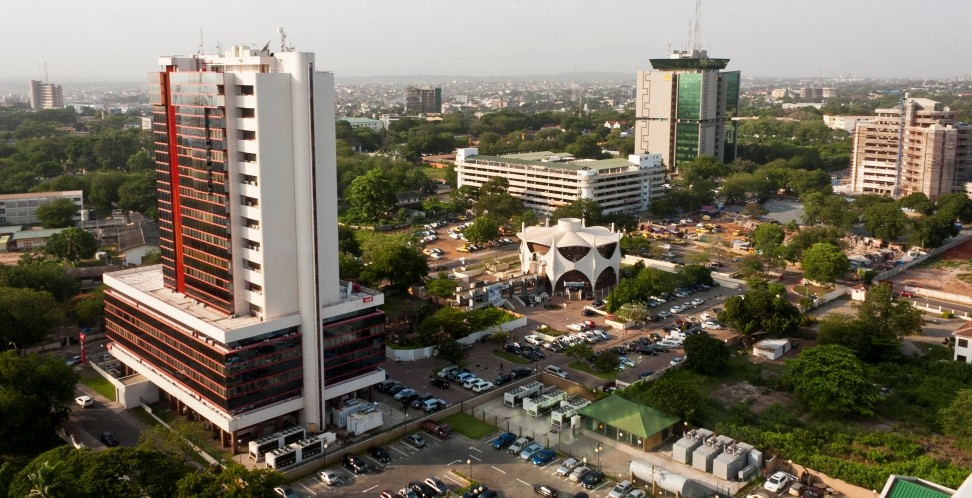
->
633;49;740;173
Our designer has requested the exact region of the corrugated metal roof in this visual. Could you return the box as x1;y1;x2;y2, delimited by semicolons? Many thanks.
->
577;395;680;438
887;479;952;498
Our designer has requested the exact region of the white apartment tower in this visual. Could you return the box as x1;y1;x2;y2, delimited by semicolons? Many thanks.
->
103;45;385;451
28;79;64;109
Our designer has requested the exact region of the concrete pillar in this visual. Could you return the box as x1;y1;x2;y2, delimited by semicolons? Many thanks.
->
230;431;238;454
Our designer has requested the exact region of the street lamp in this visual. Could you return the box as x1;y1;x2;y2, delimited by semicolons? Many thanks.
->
467;459;472;482
595;445;602;469
324;442;329;463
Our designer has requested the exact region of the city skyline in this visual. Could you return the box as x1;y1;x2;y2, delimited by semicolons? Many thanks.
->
4;0;971;82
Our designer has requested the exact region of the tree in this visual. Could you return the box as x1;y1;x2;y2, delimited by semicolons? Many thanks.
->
936;192;972;223
898;192;934;215
71;286;105;328
616;301;649;323
343;169;397;222
742;202;769;219
1;260;79;301
338;225;362;256
425;277;458;300
551;198;604;225
174;463;285;498
34;199;78;228
564;343;594;363
909;213;959;249
683;334;730;375
940;389;972;451
786;225;845;260
86;171;128;214
628;370;705;425
862;202;908;240
0;287;64;349
359;242;428;291
719;286;801;340
801;242;849;284
463;216;499;244
593;350;619;372
116;171;158;218
751;223;789;270
43;228;97;264
566;135;602;159
784;345;878;417
434;339;469;366
0;351;79;455
138;420;214;466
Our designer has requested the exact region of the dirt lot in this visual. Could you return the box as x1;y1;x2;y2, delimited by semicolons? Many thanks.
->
887;236;972;295
710;380;792;415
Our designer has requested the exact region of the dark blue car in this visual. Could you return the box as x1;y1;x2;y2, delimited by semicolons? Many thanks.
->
491;432;516;450
531;448;557;465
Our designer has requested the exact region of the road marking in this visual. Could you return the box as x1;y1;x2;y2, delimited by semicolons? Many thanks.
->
298;482;317;496
363;484;378;493
426;433;442;442
517;478;531;486
448;459;462;465
491;465;506;474
468;454;482;462
469;446;482;453
541;459;559;468
444;474;463;485
390;445;409;455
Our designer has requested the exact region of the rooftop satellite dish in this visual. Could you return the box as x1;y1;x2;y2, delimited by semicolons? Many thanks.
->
259;40;271;55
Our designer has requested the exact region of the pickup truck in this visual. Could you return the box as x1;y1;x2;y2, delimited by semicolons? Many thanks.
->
421;420;453;438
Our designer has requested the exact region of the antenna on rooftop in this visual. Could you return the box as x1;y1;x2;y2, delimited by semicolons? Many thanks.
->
691;0;703;52
44;62;49;83
198;29;204;55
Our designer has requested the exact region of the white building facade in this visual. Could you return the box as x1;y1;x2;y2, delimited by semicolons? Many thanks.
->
455;148;666;215
0;190;83;226
517;218;621;297
103;45;385;450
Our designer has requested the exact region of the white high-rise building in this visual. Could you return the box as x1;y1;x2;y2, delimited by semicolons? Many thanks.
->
103;45;385;451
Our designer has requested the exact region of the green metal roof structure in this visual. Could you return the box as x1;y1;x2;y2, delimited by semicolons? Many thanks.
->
577;395;680;438
649;58;730;70
884;477;954;498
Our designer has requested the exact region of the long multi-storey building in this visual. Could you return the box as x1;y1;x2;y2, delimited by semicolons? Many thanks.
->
633;49;740;172
405;85;441;114
28;79;64;110
0;190;83;226
455;148;666;215
849;97;972;200
103;45;385;451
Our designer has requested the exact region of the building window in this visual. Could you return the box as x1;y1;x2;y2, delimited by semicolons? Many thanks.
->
217;85;225;95
240;152;257;163
959;355;968;363
244;239;260;251
960;339;969;348
243;260;262;273
241;174;258;186
238;130;256;141
239;107;255;118
243;217;259;230
241;196;258;207
245;282;263;294
238;85;254;96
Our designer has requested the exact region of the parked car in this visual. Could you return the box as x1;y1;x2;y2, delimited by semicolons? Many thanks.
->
510;367;532;379
544;365;568;378
557;457;580;476
273;486;297;497
431;377;450;389
342;454;369;474
75;395;93;408
509;436;533;454
569;465;592;482
801;486;827;498
437;365;459;378
763;472;794;492
100;431;119;447
701;321;722;330
407;434;428;448
670;357;685;366
425;477;448;494
608;481;633;498
377;380;400;392
519;442;545;460
368;446;392;463
423;399;447;413
409;481;438;498
494;373;512;386
411;393;434;409
318;470;342;486
582;470;605;489
472;380;494;393
534;484;560;497
627;490;648;498
394;388;416;401
531;448;557;465
492;432;517;450
65;355;82;367
525;335;543;345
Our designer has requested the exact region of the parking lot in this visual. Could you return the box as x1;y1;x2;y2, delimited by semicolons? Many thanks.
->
288;425;637;498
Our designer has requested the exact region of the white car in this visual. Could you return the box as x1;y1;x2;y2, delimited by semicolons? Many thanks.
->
318;470;341;486
75;395;93;408
556;457;579;476
472;381;494;393
659;243;672;250
429;252;444;260
618;356;635;368
627;491;648;498
701;321;723;330
608;481;633;498
690;298;704;306
699;311;712;321
669;305;684;314
463;377;481;389
566;323;585;332
764;471;793;492
658;311;672;319
524;335;543;345
670;356;685;366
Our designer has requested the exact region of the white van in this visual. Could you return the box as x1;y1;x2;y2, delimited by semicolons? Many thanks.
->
545;365;568;378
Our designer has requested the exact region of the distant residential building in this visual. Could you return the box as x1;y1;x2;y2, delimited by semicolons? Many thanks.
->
28;80;64;110
405;85;441;114
0;190;83;226
849;96;972;200
634;49;740;172
118;219;161;266
953;325;972;364
339;117;383;131
770;88;787;99
455;148;666;215
781;103;823;110
823;115;873;134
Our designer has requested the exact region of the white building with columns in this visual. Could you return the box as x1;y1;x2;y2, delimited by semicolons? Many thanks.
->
518;218;622;297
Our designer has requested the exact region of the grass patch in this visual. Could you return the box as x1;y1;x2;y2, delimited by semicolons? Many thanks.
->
419;166;448;180
78;368;116;401
128;406;163;427
441;413;497;440
536;326;566;337
492;350;530;364
912;342;954;361
568;361;617;380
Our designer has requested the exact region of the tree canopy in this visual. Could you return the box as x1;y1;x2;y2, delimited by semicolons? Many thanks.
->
801;242;849;284
683;334;730;375
784;345;878;417
34;199;78;228
816;284;922;361
0;351;79;455
43;228;97;264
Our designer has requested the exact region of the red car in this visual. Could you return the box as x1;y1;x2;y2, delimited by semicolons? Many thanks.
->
899;291;915;298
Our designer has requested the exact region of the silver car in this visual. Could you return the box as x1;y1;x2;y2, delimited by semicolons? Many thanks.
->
556;457;579;476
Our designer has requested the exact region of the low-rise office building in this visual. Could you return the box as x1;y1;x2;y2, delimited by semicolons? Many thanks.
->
455;148;666;215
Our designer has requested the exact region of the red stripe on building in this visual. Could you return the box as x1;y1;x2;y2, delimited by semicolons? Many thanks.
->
164;70;186;292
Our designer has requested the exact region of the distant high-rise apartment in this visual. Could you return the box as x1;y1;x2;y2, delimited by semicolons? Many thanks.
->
28;80;64;109
103;45;386;450
849;96;972;200
405;85;441;114
634;49;740;172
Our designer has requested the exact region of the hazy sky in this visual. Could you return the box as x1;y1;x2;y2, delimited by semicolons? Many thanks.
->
4;0;971;82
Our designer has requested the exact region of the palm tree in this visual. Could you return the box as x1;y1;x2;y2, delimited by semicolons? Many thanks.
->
27;461;64;498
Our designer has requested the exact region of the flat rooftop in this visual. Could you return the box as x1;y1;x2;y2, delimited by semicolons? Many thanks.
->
465;151;635;171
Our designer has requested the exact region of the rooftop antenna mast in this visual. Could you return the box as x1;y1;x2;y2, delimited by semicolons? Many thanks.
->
277;26;293;53
691;0;702;52
198;29;204;55
44;62;49;83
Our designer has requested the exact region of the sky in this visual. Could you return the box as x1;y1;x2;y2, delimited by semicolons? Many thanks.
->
3;0;971;82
